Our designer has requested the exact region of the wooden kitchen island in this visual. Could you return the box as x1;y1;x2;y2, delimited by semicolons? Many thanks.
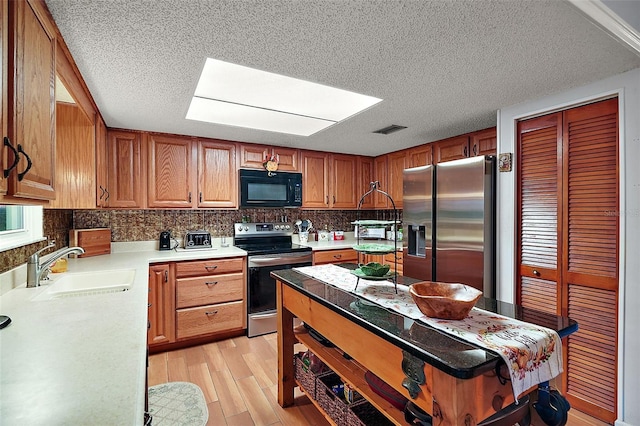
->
273;267;577;425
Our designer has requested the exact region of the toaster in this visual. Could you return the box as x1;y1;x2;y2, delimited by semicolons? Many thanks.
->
184;230;212;249
355;226;387;239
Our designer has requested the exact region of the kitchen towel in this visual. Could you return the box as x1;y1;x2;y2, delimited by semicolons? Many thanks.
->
294;264;563;400
148;381;208;426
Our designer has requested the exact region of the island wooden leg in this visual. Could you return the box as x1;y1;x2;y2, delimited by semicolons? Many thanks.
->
276;279;296;407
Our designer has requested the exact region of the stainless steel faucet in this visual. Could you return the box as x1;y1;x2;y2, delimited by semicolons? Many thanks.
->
26;243;85;288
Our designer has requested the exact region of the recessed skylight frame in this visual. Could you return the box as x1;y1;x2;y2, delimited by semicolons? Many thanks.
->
186;58;382;136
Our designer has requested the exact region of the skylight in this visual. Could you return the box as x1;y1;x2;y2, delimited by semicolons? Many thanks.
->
186;58;382;136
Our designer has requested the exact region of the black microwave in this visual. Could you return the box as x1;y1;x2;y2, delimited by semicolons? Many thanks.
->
239;169;302;208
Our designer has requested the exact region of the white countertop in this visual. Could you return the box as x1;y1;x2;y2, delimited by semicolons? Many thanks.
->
0;244;246;425
295;235;402;252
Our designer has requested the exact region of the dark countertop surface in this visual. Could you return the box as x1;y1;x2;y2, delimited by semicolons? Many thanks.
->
272;264;577;379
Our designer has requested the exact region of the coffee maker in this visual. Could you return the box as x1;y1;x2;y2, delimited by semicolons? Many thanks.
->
159;231;172;250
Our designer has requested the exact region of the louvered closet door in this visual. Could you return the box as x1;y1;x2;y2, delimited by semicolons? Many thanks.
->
563;98;618;422
517;113;562;315
516;98;619;423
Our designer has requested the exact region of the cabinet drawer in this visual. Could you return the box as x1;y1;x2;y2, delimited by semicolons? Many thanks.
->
176;272;244;309
176;257;244;278
384;251;403;263
313;249;357;265
176;300;244;339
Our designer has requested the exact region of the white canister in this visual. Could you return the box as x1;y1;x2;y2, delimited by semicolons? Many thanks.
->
299;231;309;243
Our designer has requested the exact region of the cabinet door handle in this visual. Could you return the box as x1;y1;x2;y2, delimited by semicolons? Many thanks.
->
148;303;152;308
188;192;192;203
99;185;105;200
16;144;33;181
164;270;168;282
199;192;203;203
205;310;219;316
3;137;19;178
205;265;218;271
326;195;329;204
205;281;218;286
104;188;110;204
533;270;540;277
473;143;477;156
333;195;336;204
463;145;468;158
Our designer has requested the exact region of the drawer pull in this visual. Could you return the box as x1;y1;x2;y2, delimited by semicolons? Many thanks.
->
333;254;342;259
204;265;218;271
533;270;540;277
205;281;218;286
205;310;219;316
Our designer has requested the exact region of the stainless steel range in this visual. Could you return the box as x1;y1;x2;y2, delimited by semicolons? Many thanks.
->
234;222;312;337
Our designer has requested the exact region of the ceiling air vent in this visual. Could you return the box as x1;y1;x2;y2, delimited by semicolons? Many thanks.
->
373;124;407;135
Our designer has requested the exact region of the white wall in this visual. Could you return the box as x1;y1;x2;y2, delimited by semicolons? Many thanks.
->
496;67;639;426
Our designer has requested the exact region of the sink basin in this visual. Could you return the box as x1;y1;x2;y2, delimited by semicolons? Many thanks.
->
33;269;136;300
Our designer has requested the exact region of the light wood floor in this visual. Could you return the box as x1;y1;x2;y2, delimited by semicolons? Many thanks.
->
148;333;610;426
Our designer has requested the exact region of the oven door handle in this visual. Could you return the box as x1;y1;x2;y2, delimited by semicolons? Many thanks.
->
251;312;278;320
249;255;311;267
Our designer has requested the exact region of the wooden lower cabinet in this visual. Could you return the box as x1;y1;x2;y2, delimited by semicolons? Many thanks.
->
313;249;358;265
360;251;403;275
148;264;175;346
176;301;244;340
148;256;246;350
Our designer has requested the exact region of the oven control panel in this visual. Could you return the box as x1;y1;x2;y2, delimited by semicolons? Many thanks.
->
234;222;292;236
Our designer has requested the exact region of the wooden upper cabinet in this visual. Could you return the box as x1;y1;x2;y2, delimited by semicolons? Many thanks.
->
301;151;360;209
1;0;7;196
148;134;196;208
373;155;388;208
95;114;108;207
358;156;375;209
387;151;407;209
49;102;95;209
301;150;329;208
470;127;497;157
407;144;433;168
434;136;470;163
198;140;237;208
107;130;146;208
330;154;358;209
3;0;56;201
240;144;299;172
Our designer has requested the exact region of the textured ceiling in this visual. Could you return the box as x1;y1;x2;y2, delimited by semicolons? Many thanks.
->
45;0;640;156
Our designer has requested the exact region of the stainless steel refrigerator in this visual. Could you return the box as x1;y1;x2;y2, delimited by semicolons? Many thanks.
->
403;156;496;298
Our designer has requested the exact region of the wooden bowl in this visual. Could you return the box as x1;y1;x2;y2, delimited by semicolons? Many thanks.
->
409;282;482;320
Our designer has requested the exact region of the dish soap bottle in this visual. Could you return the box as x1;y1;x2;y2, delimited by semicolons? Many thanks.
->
50;258;68;273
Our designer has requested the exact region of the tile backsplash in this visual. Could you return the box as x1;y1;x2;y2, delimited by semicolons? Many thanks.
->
73;208;401;241
0;208;402;274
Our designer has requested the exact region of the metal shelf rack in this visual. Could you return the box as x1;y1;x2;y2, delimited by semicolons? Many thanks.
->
353;181;401;293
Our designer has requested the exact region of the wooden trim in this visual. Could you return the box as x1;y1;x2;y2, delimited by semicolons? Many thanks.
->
568;0;640;56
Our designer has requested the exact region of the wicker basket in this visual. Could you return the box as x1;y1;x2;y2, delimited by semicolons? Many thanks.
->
294;352;319;398
347;399;395;426
316;372;363;424
316;372;349;424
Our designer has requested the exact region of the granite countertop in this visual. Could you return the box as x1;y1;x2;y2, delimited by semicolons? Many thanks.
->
272;265;577;379
0;243;246;425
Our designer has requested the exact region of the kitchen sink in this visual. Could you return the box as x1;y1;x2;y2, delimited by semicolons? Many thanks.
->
32;269;136;300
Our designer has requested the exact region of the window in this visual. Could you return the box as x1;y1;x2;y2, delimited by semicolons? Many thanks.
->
0;206;44;252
